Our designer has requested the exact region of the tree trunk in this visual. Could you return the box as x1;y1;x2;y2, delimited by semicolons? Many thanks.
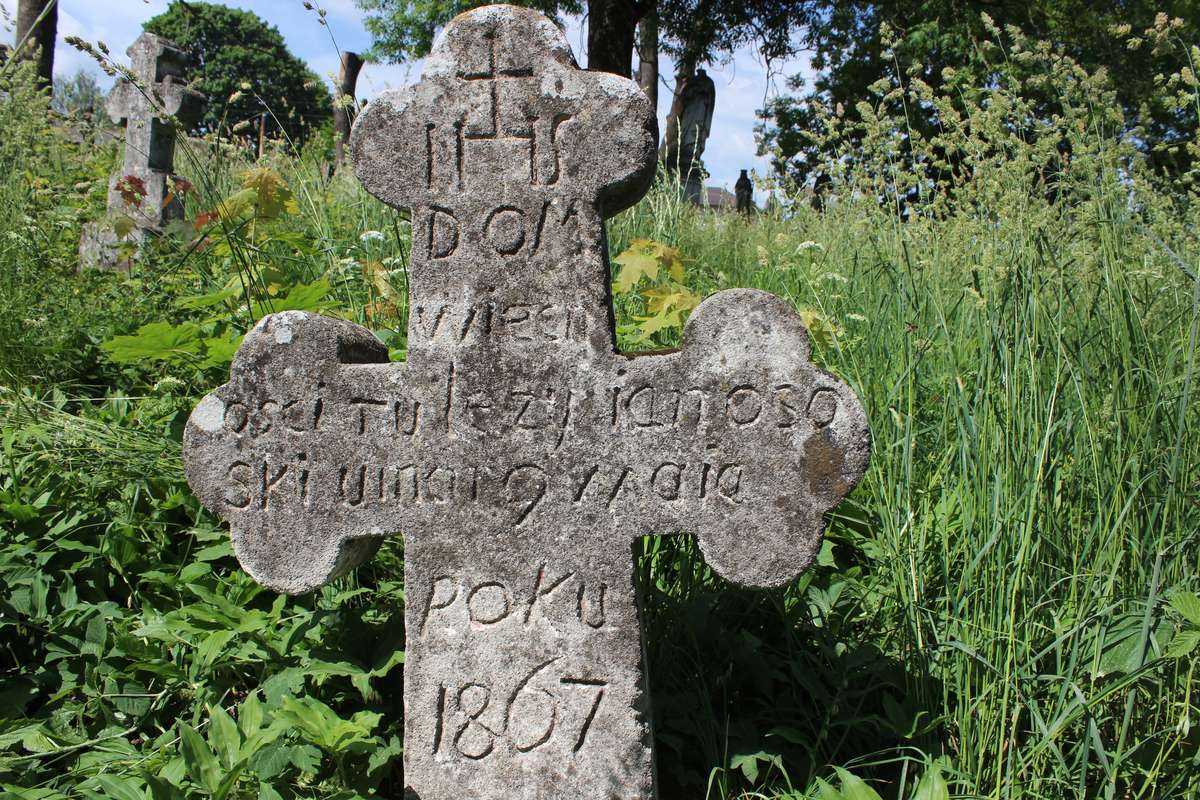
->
586;0;639;77
636;9;657;112
333;51;365;166
16;0;58;87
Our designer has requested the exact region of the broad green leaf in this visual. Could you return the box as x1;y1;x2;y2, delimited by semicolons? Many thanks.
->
1166;629;1200;658
177;287;239;310
1168;592;1200;627
102;322;202;364
90;775;144;800
248;742;292;780
196;629;236;669
144;776;185;800
239;693;264;738
258;784;284;800
253;280;334;317
178;722;222;794
1095;626;1143;677
211;761;247;800
112;215;136;239
912;763;950;800
834;768;884;800
814;777;844;800
730;751;764;783
20;726;57;754
207;704;241;769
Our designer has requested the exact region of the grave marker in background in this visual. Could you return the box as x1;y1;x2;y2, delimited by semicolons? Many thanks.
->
79;32;204;270
182;6;871;799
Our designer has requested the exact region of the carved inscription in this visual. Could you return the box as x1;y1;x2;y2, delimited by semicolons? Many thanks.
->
420;566;608;635
422;199;580;260
609;382;834;432
424;565;610;762
423;29;573;192
412;299;589;345
220;457;744;524
432;662;606;759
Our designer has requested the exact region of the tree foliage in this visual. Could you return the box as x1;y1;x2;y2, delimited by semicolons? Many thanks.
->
144;1;332;142
355;0;805;81
760;0;1200;187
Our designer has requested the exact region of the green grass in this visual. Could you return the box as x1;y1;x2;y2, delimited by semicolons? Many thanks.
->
1;33;1199;800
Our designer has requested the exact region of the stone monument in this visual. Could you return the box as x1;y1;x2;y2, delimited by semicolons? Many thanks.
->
182;6;871;800
662;67;716;204
735;169;754;214
79;32;204;270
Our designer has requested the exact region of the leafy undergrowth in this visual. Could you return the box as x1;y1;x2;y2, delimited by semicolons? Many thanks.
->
3;20;1200;800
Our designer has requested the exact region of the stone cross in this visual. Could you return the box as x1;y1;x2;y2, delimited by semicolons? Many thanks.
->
182;6;870;799
79;32;204;270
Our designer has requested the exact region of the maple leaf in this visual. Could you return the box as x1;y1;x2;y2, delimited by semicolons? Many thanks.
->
613;239;661;293
115;175;147;207
361;260;401;300
613;239;689;293
112;215;137;239
797;308;839;347
194;208;220;230
635;309;681;338
642;285;701;315
239;167;297;220
642;286;682;314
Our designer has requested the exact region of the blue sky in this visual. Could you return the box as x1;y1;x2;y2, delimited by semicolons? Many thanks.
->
1;0;809;193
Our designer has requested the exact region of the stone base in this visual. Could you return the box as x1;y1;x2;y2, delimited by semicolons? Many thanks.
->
79;221;142;272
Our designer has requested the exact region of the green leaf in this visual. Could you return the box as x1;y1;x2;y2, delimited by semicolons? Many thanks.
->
1168;592;1200;627
1166;629;1200;659
912;762;950;800
211;761;247;800
178;722;222;794
239;693;264;738
834;768;884;800
634;309;681;339
258;784;284;800
177;287;239;310
207;704;241;769
196;629;236;669
252;279;334;317
144;776;185;800
113;215;137;239
248;742;292;780
90;775;145;800
730;751;765;783
614;238;687;294
815;777;844;800
102;322;202;364
199;336;243;369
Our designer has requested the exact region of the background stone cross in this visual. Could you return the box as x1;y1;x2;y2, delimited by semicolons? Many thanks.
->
182;6;870;799
79;32;204;270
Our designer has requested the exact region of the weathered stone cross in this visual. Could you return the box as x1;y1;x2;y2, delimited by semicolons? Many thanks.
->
182;7;870;799
79;32;204;270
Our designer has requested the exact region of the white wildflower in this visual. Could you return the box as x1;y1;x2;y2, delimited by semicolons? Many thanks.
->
359;230;386;243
